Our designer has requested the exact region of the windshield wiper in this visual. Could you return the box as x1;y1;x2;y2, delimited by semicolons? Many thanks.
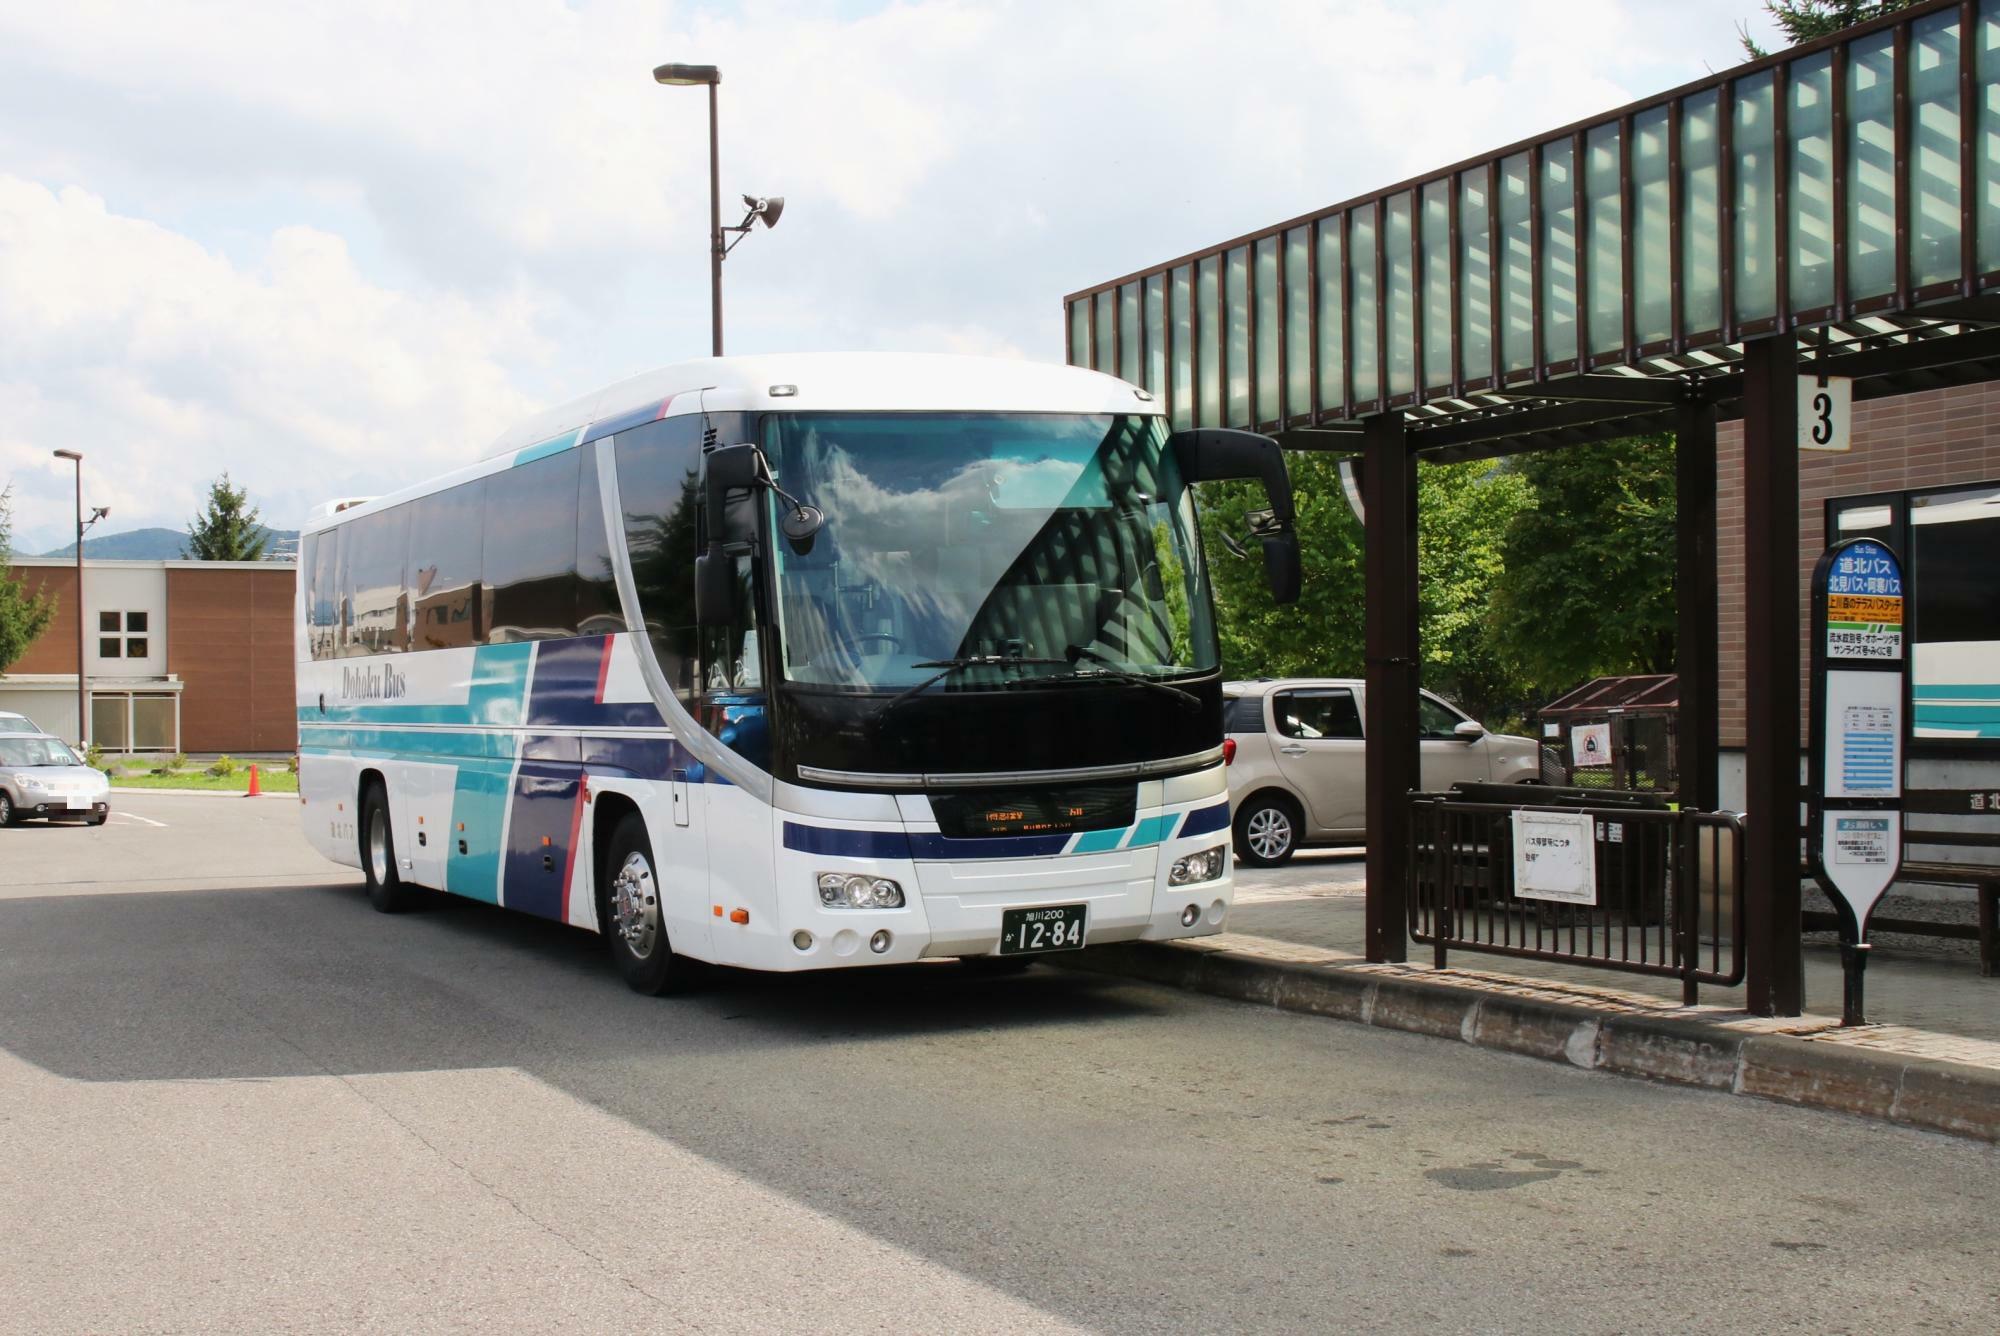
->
1039;646;1204;712
876;655;1069;721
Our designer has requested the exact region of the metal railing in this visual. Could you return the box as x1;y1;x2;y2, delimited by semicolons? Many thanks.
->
1408;794;1744;1004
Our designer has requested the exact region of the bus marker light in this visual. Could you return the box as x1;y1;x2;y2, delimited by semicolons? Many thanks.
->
713;905;724;917
730;908;750;925
541;835;552;847
869;929;893;954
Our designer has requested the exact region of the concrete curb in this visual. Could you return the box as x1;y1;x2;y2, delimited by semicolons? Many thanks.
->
1061;940;2000;1143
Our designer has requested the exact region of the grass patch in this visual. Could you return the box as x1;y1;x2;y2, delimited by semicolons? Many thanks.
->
110;768;299;794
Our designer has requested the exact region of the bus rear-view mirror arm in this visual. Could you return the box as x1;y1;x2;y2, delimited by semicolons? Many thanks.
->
1168;428;1301;605
697;441;828;624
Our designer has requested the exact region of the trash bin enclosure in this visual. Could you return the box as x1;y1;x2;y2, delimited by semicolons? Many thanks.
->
1536;674;1679;794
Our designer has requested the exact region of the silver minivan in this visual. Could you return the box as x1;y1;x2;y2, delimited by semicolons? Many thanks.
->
1223;679;1540;865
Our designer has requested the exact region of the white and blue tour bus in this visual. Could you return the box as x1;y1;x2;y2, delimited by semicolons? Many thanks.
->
297;353;1300;992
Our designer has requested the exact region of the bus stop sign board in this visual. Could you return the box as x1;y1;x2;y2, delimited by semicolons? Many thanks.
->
1807;538;1907;1024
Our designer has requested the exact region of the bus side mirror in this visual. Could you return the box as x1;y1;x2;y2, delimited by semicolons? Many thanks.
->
1170;428;1301;605
704;443;763;547
696;546;739;626
1262;532;1301;604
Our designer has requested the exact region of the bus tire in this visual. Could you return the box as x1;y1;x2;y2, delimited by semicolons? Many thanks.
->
1234;793;1300;867
359;781;416;913
602;812;690;996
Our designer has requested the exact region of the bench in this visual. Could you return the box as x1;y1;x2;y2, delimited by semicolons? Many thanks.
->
1801;788;2000;978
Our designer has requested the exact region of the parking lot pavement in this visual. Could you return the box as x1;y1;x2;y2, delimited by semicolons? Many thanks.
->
3;801;1998;1333
2;790;350;899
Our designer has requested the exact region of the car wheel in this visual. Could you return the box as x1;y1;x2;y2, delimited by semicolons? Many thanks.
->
602;812;691;996
1234;795;1300;867
359;782;415;913
0;791;14;827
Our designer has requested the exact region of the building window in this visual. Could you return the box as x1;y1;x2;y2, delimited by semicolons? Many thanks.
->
97;611;151;659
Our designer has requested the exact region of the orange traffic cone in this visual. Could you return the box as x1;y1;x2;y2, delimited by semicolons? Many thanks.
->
246;764;262;797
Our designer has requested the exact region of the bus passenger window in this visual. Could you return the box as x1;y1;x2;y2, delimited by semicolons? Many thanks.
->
484;451;582;643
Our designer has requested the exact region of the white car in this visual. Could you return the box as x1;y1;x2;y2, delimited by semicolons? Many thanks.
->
0;734;111;827
1223;678;1540;865
0;710;45;735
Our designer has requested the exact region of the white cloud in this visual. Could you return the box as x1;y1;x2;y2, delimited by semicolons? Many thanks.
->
0;178;542;547
0;0;1783;550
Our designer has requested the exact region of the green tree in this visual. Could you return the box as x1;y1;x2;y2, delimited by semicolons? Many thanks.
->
183;473;270;561
1488;435;1678;699
0;485;59;672
1196;453;1532;724
1740;0;1920;59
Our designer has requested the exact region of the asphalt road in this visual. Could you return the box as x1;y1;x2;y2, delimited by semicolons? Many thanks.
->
2;795;1996;1334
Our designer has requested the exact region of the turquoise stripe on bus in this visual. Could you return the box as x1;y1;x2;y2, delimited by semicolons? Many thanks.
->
1068;826;1128;854
1125;814;1179;848
303;642;534;727
512;429;583;467
1913;684;2000;700
448;757;513;903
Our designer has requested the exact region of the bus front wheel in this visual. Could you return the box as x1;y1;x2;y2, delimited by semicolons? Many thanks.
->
603;813;691;996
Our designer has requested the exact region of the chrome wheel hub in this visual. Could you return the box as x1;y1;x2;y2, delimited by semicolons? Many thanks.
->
611;852;660;959
1247;807;1292;860
367;808;390;884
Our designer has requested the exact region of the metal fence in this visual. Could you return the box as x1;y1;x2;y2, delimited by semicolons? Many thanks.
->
1408;795;1744;1004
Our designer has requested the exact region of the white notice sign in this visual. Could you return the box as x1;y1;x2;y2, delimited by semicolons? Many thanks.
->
1798;375;1853;451
1512;809;1598;905
1571;723;1612;768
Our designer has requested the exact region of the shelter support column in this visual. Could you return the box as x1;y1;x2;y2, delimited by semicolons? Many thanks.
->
1676;394;1719;812
1741;333;1804;1017
1362;411;1417;964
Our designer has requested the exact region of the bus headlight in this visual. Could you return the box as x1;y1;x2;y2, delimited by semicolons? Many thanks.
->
816;873;905;909
1169;845;1227;886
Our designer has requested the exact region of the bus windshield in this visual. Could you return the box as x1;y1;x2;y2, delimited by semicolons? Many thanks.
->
762;412;1218;691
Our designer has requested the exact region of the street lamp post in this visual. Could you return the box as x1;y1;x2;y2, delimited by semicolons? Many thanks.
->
51;451;87;746
652;62;783;357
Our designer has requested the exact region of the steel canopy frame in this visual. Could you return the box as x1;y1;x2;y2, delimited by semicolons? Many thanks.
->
1063;0;2000;1016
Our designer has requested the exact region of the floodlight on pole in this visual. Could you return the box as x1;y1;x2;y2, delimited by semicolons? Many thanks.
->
651;61;782;357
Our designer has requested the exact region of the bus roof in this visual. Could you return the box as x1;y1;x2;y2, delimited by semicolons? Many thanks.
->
306;353;1156;535
479;352;1155;461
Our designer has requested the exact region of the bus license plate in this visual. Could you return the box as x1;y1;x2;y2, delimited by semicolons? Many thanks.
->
999;904;1087;956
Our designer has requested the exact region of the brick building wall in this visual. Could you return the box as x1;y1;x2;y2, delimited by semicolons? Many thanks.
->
165;566;297;753
1715;380;2000;749
4;565;77;674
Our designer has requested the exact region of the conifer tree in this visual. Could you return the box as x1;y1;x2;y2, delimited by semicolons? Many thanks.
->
1741;1;1919;59
184;473;270;561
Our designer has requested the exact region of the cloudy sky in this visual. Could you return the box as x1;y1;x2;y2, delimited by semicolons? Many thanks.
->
0;0;1782;554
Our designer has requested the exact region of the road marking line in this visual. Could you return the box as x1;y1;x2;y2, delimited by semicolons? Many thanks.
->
111;811;169;828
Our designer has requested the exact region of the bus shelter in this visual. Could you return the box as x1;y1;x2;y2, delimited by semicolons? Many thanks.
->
1063;0;2000;1015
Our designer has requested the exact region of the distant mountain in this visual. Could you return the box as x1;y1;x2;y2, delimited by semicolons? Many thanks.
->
38;526;298;561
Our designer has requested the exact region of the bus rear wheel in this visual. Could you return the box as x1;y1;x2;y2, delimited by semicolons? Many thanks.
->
602;813;691;996
360;782;416;913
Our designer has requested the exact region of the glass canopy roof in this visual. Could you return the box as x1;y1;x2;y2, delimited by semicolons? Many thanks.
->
1064;0;2000;456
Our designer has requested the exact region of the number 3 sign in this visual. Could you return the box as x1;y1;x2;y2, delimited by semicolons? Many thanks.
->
1797;375;1852;452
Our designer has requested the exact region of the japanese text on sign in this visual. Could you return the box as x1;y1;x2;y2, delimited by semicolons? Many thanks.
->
1511;810;1597;905
1825;541;1903;661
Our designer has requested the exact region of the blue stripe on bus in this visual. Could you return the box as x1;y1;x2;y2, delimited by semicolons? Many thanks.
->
782;822;912;859
449;757;514;903
526;636;669;731
513;430;583;467
1177;802;1231;838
